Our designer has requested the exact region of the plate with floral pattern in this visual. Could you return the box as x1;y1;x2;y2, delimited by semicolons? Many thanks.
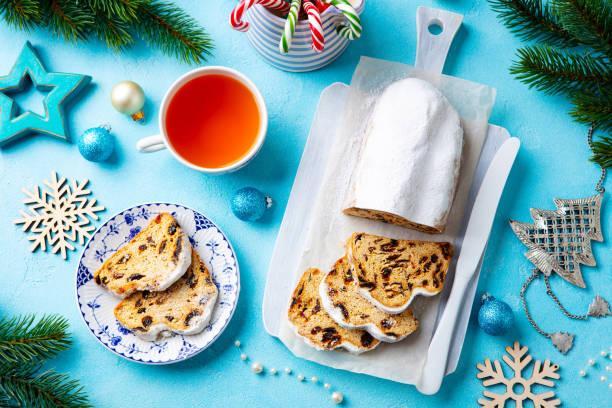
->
76;203;240;364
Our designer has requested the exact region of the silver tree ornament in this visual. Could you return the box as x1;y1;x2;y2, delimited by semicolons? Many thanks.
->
509;126;610;354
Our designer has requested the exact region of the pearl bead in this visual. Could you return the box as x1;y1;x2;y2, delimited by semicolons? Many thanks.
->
285;368;292;374
311;377;318;383
331;391;343;404
609;383;612;390
240;353;247;361
251;362;263;374
606;366;612;372
601;350;608;357
234;340;241;347
579;370;586;377
297;374;304;381
270;368;277;375
324;383;331;389
601;376;607;382
589;359;596;366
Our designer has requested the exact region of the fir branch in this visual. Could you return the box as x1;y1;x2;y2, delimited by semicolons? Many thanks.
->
44;0;93;43
0;315;71;364
489;0;576;47
91;10;135;51
552;0;612;58
135;0;213;64
0;0;214;63
0;0;42;30
590;134;612;168
510;45;612;95
0;363;91;408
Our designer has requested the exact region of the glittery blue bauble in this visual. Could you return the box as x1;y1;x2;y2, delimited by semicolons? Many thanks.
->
78;125;114;162
478;294;514;336
231;187;271;221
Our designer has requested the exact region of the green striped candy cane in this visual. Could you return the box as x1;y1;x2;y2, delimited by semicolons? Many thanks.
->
321;0;361;40
279;0;302;54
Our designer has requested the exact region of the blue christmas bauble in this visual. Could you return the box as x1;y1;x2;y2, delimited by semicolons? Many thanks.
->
231;187;272;221
478;294;514;336
78;125;114;162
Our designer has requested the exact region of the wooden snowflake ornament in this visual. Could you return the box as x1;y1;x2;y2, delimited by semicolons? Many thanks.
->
477;342;561;408
14;171;105;259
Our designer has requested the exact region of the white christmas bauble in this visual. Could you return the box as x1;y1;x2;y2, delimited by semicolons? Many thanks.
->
111;81;145;117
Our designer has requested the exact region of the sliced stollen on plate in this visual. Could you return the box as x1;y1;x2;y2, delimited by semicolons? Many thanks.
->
76;203;240;364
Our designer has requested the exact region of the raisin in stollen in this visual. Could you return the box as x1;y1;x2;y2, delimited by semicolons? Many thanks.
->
287;267;380;354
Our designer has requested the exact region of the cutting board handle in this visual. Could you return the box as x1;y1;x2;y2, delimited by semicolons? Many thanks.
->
414;7;464;75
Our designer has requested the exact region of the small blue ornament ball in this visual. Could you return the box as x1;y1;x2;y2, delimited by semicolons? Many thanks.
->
231;187;272;221
78;125;114;162
478;294;514;336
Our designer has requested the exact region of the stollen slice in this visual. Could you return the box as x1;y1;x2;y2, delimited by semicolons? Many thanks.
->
114;250;218;341
288;267;380;354
94;212;192;298
347;232;453;314
319;256;419;342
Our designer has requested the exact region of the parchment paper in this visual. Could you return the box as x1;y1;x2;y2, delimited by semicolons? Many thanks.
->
277;57;497;384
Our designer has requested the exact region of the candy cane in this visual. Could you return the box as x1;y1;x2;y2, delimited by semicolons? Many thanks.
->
320;0;361;40
303;0;324;52
279;0;301;54
230;0;291;32
316;0;331;12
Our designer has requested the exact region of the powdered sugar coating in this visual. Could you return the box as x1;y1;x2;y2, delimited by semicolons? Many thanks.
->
344;78;463;233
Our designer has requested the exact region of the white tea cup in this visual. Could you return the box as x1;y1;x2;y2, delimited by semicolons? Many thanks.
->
136;66;267;174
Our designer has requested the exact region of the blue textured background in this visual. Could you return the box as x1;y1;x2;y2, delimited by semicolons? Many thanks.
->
0;1;610;406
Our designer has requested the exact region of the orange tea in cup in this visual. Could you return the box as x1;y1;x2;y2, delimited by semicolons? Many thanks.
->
164;74;261;169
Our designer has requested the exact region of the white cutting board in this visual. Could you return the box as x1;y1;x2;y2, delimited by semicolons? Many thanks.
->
263;7;512;379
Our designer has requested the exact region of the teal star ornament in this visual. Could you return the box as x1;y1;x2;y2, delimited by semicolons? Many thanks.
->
0;41;91;145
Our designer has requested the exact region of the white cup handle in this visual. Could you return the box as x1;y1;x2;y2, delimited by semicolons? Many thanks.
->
137;134;166;153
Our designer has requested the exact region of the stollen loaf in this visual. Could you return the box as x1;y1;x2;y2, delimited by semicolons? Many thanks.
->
343;78;463;234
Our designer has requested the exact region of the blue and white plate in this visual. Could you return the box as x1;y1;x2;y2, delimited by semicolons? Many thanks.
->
76;203;240;364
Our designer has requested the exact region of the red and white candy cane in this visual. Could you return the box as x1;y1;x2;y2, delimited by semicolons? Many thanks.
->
230;0;291;32
303;0;324;52
316;0;331;12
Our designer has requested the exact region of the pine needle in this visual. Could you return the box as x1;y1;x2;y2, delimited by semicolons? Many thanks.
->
590;134;612;168
0;315;71;364
44;0;93;43
87;0;140;21
571;87;612;132
0;0;42;30
135;0;213;64
0;363;92;408
552;0;612;58
90;10;135;51
489;0;576;47
510;45;612;95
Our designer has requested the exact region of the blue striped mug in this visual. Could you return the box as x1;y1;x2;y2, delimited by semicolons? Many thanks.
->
245;0;365;72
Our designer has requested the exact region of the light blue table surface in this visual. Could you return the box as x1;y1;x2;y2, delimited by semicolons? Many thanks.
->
0;1;610;407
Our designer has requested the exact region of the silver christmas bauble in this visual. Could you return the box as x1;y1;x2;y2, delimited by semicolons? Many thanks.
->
111;81;145;121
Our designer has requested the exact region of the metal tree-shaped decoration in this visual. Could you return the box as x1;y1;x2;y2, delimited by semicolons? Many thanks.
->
510;193;610;353
510;193;603;288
